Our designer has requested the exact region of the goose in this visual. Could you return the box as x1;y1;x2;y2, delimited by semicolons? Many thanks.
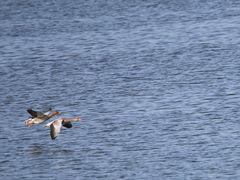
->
45;117;80;140
25;108;60;127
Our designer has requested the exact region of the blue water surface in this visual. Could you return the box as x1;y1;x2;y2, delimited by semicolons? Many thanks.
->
1;0;240;179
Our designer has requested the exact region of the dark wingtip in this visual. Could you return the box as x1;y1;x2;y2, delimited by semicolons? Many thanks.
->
62;121;73;128
63;123;73;128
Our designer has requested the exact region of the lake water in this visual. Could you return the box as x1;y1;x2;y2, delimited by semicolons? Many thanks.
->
1;0;240;179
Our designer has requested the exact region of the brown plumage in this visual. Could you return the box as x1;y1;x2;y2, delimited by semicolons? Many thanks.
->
45;117;80;140
25;108;61;127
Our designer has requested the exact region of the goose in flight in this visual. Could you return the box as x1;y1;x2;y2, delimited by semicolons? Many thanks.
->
45;117;80;140
25;108;61;127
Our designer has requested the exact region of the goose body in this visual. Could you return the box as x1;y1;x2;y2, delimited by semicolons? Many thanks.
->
45;117;80;139
25;109;60;127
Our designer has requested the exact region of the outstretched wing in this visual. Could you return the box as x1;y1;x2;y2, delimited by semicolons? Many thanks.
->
27;109;45;118
50;121;62;140
62;117;80;123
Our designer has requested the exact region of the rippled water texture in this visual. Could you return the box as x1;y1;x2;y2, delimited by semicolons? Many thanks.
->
1;0;240;179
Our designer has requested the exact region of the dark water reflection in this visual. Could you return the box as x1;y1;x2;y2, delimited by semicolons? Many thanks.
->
1;0;240;179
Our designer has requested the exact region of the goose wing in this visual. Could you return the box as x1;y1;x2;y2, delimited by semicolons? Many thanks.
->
50;120;62;140
61;117;80;128
62;121;72;128
27;109;45;118
62;117;80;123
